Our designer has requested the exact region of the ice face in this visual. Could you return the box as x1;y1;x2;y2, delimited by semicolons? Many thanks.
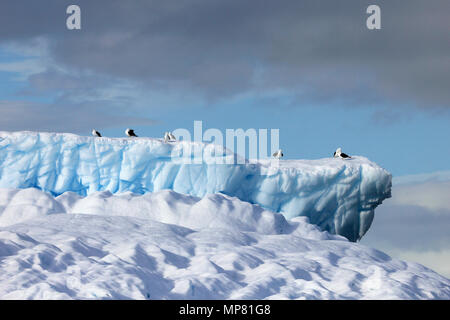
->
0;131;391;241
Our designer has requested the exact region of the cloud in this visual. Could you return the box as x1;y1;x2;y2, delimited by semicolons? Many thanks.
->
0;0;449;109
0;100;155;133
362;174;450;278
389;181;450;212
363;203;450;250
0;59;46;80
0;40;160;131
394;171;450;185
390;249;450;278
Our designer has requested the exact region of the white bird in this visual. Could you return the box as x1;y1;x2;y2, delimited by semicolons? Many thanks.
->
273;149;284;159
164;132;170;143
125;128;138;137
92;129;101;137
168;132;176;141
333;147;351;159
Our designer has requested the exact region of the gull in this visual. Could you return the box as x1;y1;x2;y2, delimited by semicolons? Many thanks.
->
273;149;284;159
125;128;138;137
164;131;176;143
168;132;176;141
333;147;351;159
92;129;102;137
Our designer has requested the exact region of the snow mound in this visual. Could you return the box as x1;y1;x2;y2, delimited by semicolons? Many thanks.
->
0;188;296;236
0;188;448;300
0;131;391;241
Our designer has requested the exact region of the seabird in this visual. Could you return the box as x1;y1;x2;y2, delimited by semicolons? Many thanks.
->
125;128;138;137
273;149;284;159
333;147;351;159
164;131;176;143
168;132;176;141
92;129;102;137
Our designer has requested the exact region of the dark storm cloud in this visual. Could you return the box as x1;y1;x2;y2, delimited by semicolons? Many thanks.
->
0;0;449;107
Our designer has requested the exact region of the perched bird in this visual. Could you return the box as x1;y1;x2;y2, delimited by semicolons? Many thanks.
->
273;149;284;159
333;147;351;159
168;132;176;141
126;128;138;137
164;131;176;143
92;129;102;137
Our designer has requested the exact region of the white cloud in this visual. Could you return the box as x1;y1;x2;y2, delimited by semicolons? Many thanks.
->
362;172;450;279
0;59;46;80
394;170;450;185
389;249;450;278
0;38;51;79
389;180;450;213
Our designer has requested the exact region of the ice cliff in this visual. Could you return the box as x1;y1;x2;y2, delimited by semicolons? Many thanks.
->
0;131;391;241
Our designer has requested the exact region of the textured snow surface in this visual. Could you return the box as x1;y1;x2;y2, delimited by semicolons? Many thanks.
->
0;131;392;241
0;188;449;300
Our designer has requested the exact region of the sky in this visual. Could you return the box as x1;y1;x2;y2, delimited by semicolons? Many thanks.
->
361;174;450;277
0;1;449;277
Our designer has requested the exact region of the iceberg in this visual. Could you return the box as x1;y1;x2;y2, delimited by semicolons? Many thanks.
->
0;131;391;241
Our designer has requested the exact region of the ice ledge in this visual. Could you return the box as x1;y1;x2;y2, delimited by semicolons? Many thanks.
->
0;131;391;241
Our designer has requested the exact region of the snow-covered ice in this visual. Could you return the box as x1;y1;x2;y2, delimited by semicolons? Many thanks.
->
0;188;448;299
0;131;392;241
0;131;447;300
